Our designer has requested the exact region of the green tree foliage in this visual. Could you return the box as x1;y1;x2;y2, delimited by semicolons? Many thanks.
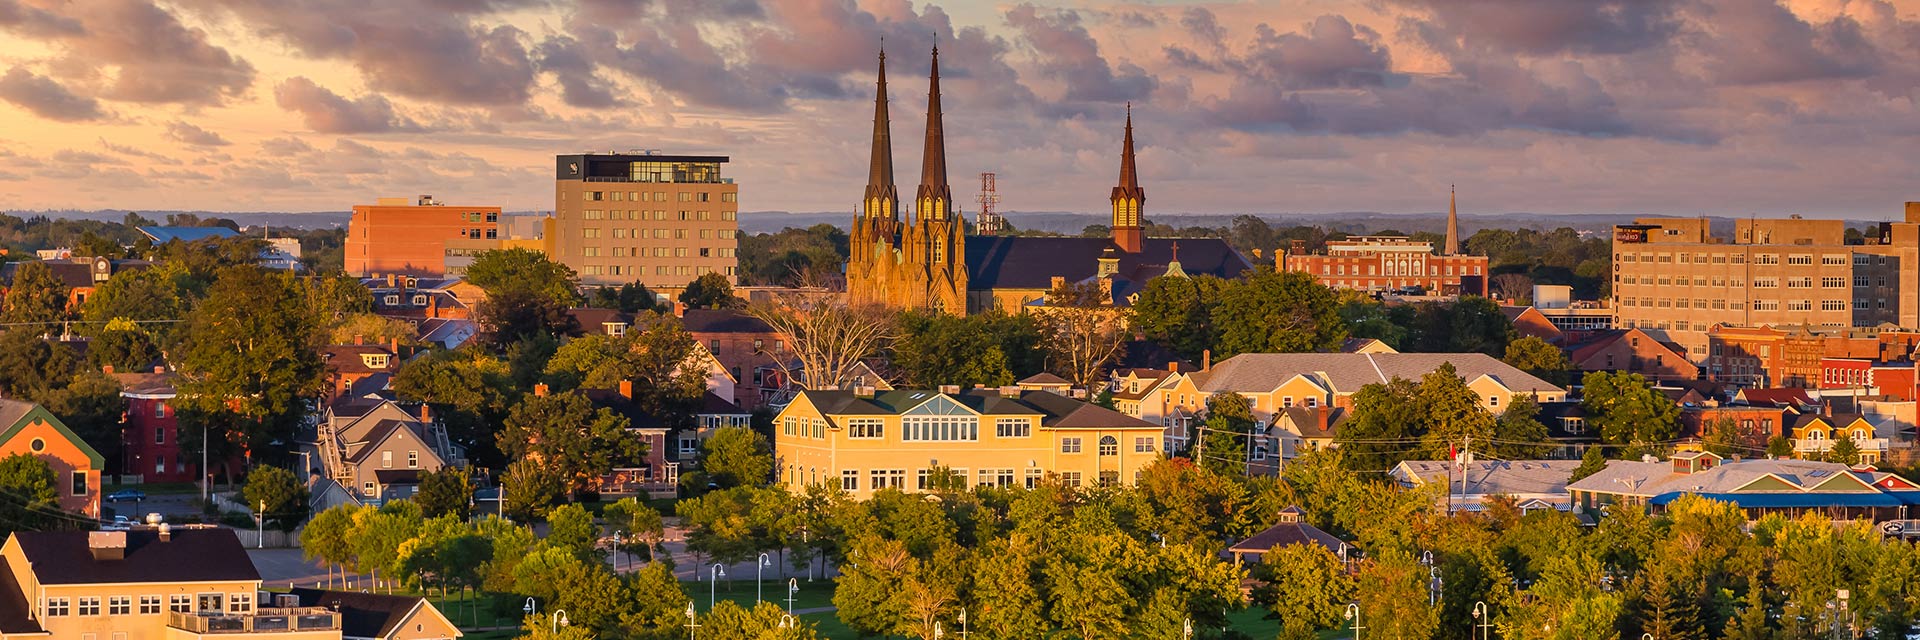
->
737;224;849;287
1198;392;1254;476
891;310;1044;388
679;272;743;310
0;453;60;537
542;312;708;423
1;260;69;329
1410;296;1515;356
1254;544;1355;639
1766;435;1794;459
1417;362;1499;458
41;369;127;470
1130;274;1230;361
392;347;515;468
0;330;76;399
602;497;665;563
175;266;323;466
1214;268;1346;356
87;328;161;372
1464;226;1612;298
466;248;582;347
699;600;823;639
79;265;187;339
701;426;774;489
1503;335;1572;387
327;313;417;347
499;391;639;495
300;504;360;585
414;466;473;520
1826;437;1862;465
1498;550;1623;638
1580;371;1680;451
1570;445;1609;483
678;486;788;570
545;503;600;559
1492;393;1553;459
502;458;565;521
585;282;660;313
1338;290;1414;349
241;466;310;532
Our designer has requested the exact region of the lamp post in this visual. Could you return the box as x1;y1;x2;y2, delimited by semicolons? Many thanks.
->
1345;603;1363;640
552;610;569;633
933;621;943;639
1182;618;1192;640
709;564;726;610
523;597;536;619
614;530;627;570
779;614;795;629
786;578;799;615
958;608;968;639
256;499;265;549
757;553;772;603
684;602;699;640
1471;601;1492;640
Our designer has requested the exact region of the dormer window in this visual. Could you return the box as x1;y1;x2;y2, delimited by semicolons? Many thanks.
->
607;323;626;337
361;354;390;368
384;295;400;305
412;295;427;306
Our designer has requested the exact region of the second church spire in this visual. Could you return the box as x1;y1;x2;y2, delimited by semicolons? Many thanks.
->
916;46;951;221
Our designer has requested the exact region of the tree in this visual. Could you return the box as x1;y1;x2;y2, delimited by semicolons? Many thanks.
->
501;458;564;521
970;535;1050;638
1827;437;1863;465
1214;268;1346;357
702;426;773;488
1503;335;1571;387
414;466;473;520
301;504;360;587
1198;392;1254;476
242;465;311;532
328;313;417;347
1037;280;1128;389
586;282;659;313
1767;435;1795;459
1;260;69;330
88;327;161;372
0;453;60;537
700;600;823;639
80;265;186;339
602;497;665;564
479;289;579;349
749;296;894;391
1354;549;1439;640
498;391;639;495
1130;274;1229;361
1580;371;1679;451
1339;291;1413;349
45;369;133;473
1411;297;1513;356
1254;544;1355;639
545;503;600;559
392;347;515;468
890;311;1015;389
1337;378;1423;471
0;330;76;400
175;266;323;466
1569;445;1609;483
1491;273;1534;301
1492;394;1553;459
678;272;742;310
1416;362;1498;459
465;248;582;347
542;313;708;425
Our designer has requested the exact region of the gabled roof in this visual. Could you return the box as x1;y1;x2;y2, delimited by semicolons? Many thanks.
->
0;557;40;634
287;588;457;640
1734;387;1815;408
10;528;259;585
965;236;1252;290
1017;372;1071;386
793;388;1160;431
343;420;428;464
1567;457;1878;498
681;309;775;334
0;398;105;468
1392;460;1582;496
1191;353;1561;396
112;371;178;396
566;308;633;333
1226;520;1343;557
1273;406;1348;439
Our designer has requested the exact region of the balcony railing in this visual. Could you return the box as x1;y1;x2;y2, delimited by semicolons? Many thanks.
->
166;608;341;634
1795;438;1891;452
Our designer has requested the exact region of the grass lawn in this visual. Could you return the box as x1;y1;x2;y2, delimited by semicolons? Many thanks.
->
691;578;836;612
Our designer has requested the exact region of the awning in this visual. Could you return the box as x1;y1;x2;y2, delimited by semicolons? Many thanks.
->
1648;491;1903;508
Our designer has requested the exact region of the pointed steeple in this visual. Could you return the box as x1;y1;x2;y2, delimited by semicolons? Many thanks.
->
863;48;897;219
915;46;951;220
1444;184;1460;256
1110;103;1146;253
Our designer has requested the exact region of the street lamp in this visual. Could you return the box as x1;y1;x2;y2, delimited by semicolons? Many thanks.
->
779;614;795;629
1472;601;1492;640
757;553;772;603
1182;618;1192;640
1345;603;1363;640
786;578;799;615
933;621;943;639
523;597;536;618
552;610;569;633
709;564;727;610
958;608;968;639
684;602;699;640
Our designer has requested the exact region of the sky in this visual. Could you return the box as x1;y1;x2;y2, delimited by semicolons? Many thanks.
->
2;0;1919;220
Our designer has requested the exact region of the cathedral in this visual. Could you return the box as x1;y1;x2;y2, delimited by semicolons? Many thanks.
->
847;47;1253;315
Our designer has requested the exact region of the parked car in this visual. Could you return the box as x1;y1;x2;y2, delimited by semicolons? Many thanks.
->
101;515;133;531
106;489;146;503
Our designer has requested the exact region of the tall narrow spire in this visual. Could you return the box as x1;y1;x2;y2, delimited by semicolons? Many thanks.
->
915;46;950;219
1110;103;1145;253
1444;184;1460;255
863;48;897;219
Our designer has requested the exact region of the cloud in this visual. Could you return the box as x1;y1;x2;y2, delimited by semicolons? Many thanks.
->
1388;0;1681;55
166;120;230;146
536;35;621;108
1006;4;1155;104
1686;0;1880;85
0;0;83;36
1242;16;1394;89
273;77;426;133
0;67;107;121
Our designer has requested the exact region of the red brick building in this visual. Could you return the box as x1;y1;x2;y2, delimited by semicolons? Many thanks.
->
1820;357;1919;401
682;309;788;411
110;369;198;483
1282;236;1489;296
1566;328;1699;384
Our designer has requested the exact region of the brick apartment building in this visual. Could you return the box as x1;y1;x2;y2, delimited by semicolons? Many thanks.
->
344;196;503;277
1612;207;1920;361
552;153;740;289
1282;236;1490;296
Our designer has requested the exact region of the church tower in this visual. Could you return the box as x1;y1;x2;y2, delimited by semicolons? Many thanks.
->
847;49;900;306
1444;185;1460;256
909;46;967;313
1110;104;1145;254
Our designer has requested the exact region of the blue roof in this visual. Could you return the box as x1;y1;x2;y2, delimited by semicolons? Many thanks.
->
138;226;238;242
1649;492;1904;508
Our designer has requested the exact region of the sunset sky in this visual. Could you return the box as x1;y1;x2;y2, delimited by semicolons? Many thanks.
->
2;0;1919;219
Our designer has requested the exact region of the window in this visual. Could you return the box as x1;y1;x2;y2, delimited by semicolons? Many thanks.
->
782;417;796;436
154;402;167;419
1061;437;1083;453
1060;471;1083;488
846;418;884;439
841;470;859;491
679;434;699;455
71;471;86;496
870;469;905;490
109;596;130;615
995;418;1030;438
1025;468;1043;489
79;596;100;616
154;424;166;444
1098;436;1119;456
407;450;419;468
1135;437;1154;453
1787;255;1813;265
228;593;251;614
1098;470;1120;487
902;416;978;442
1488;395;1500;408
139;595;161;615
1252;444;1268;461
44;597;69;617
1822;300;1847;311
381;451;393;469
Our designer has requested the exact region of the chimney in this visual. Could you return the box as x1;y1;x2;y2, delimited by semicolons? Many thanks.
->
1050;276;1066;290
673;301;687;317
618;379;634;400
88;531;127;561
534;383;549;397
418;404;431;424
388;337;399;355
354;334;364;346
1202;350;1212;372
854;385;876;398
386;273;396;288
938;384;961;395
158;523;171;541
102;365;113;374
1167;361;1178;373
153;365;164;374
428;294;439;317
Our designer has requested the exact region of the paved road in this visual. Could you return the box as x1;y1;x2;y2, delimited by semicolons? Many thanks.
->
102;493;203;522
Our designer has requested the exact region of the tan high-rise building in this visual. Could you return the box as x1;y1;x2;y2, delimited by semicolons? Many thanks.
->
552;153;739;289
1612;207;1920;364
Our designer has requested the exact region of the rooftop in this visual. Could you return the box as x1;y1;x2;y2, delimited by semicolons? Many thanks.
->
10;528;260;585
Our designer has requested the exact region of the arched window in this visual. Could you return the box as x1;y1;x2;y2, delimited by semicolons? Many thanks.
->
1098;436;1119;456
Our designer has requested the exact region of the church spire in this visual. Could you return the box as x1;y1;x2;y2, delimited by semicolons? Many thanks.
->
1110;103;1145;253
863;48;897;219
915;46;951;220
1444;184;1459;255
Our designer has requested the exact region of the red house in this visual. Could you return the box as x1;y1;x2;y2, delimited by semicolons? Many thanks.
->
1819;357;1918;401
111;368;197;483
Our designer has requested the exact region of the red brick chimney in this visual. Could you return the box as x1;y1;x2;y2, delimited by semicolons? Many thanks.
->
428;294;439;317
418;404;430;423
354;334;364;346
618;379;633;400
388;338;399;355
1167;361;1178;373
1202;349;1212;372
101;365;113;374
534;383;549;397
153;365;164;374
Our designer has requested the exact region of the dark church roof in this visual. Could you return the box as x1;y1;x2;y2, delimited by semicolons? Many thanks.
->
965;237;1251;290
